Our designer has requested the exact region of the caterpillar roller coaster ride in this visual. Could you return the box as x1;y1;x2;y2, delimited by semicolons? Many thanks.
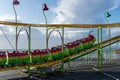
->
0;21;120;74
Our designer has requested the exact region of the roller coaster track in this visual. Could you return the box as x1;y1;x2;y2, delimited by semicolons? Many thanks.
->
0;21;120;28
0;35;120;72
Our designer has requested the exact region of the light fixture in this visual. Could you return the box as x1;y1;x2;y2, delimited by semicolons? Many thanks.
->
43;3;49;11
13;0;20;5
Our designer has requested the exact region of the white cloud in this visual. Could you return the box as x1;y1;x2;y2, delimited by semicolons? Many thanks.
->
110;28;120;37
0;15;15;21
51;0;120;39
0;15;21;35
0;26;15;35
0;0;120;49
52;0;120;24
34;27;46;35
0;15;46;49
109;0;120;10
64;29;90;39
0;15;21;22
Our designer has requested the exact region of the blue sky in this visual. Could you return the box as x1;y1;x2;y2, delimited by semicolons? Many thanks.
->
0;0;120;49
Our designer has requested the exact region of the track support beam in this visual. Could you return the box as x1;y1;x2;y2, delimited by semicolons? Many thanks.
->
97;26;103;71
28;26;31;76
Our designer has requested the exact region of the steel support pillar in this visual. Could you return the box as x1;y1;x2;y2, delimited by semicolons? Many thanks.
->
86;54;89;64
97;27;103;71
28;26;31;76
61;27;64;72
67;58;70;70
109;26;112;64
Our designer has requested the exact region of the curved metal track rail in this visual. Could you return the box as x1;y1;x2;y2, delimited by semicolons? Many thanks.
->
0;21;120;28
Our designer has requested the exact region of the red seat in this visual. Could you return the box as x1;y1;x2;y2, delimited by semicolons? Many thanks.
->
73;41;79;47
0;54;3;58
51;47;59;53
33;49;41;55
88;34;95;41
31;51;36;56
65;42;75;49
80;38;87;43
41;49;51;55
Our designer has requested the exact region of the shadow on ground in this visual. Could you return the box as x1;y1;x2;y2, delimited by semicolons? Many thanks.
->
8;71;120;80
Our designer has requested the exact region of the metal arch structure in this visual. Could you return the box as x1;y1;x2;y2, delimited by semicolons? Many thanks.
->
47;29;63;48
47;29;65;71
0;21;120;28
16;27;31;76
0;34;120;72
16;28;29;51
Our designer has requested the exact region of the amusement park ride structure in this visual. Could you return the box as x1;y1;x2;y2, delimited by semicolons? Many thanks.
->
0;0;120;76
0;21;120;75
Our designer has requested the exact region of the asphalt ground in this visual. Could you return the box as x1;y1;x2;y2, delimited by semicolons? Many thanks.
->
8;64;120;80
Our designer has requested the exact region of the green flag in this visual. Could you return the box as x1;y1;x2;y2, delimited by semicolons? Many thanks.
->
106;12;111;18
